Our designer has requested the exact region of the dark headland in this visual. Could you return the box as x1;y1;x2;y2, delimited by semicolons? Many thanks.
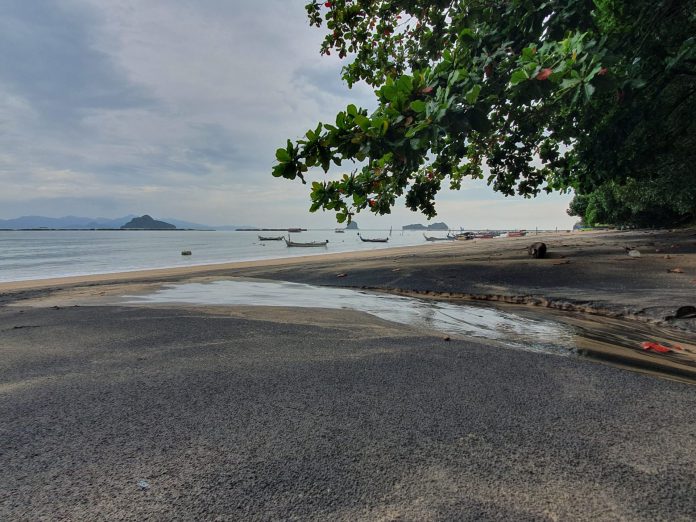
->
120;215;176;230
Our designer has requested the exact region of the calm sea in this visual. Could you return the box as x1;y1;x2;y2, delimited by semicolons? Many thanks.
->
0;229;432;282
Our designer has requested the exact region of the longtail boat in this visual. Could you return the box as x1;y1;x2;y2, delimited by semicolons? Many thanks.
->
358;233;389;243
423;233;454;241
258;235;284;241
285;238;328;247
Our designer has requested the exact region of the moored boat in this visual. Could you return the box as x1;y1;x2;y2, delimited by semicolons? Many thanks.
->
284;238;328;247
258;235;284;241
358;233;389;243
424;233;454;241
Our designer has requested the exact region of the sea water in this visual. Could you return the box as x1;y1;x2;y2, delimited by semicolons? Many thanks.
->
0;229;434;282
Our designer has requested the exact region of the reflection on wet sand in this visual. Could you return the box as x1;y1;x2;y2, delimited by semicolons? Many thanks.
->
126;278;696;383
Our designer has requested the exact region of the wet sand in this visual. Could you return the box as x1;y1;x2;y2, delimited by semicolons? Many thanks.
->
2;228;696;519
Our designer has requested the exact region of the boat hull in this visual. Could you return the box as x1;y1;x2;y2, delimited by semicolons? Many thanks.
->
284;239;328;247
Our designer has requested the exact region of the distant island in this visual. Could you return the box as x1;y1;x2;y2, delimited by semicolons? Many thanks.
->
121;215;176;230
0;215;219;230
403;222;449;231
346;221;358;230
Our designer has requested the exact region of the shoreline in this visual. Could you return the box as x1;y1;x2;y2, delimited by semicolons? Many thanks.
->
3;227;695;382
2;228;693;328
0;242;440;292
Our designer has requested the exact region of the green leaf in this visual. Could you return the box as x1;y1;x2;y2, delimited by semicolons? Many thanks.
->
458;28;475;42
510;70;528;86
396;75;413;93
275;148;291;162
354;114;370;131
380;84;398;102
410;100;426;113
465;84;481;104
584;82;595;100
585;63;603;81
521;46;536;61
346;104;358;116
560;77;582;90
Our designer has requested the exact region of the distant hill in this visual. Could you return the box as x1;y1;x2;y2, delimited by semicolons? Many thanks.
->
120;215;176;230
162;218;214;230
427;222;449;230
0;215;136;229
213;225;259;231
403;222;449;231
0;215;238;230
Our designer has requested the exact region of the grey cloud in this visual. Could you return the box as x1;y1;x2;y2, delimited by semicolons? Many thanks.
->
0;0;152;125
0;195;123;218
293;64;355;99
0;0;575;228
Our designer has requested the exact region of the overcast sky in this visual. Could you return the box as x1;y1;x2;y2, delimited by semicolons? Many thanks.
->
0;0;576;229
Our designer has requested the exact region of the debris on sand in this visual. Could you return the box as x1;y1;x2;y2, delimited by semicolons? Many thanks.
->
528;242;547;259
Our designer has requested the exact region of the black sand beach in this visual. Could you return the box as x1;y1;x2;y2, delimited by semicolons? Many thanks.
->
2;229;696;520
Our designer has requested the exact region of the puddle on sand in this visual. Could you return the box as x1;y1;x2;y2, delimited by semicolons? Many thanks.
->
125;279;696;381
126;279;577;356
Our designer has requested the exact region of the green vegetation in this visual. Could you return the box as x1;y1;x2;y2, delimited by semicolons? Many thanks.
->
273;1;696;227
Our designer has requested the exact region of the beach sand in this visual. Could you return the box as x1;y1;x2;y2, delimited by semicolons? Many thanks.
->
2;228;696;519
3;228;695;327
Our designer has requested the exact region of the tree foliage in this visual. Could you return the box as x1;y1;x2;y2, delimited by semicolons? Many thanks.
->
273;0;696;225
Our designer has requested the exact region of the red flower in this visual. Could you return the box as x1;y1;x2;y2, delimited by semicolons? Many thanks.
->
535;68;552;81
368;199;376;208
324;2;332;7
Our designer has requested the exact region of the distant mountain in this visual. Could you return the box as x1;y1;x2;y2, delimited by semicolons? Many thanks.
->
0;214;248;230
121;215;176;230
427;222;449;230
212;225;259;231
0;215;136;229
403;222;449;231
162;218;214;230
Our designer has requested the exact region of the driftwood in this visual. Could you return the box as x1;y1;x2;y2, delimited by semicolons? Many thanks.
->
527;242;547;259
